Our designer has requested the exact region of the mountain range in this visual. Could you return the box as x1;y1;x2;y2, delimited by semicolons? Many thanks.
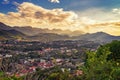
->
73;32;120;43
0;22;120;43
0;22;25;40
13;26;84;36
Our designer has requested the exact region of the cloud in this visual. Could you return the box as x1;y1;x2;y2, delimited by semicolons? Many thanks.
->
85;21;120;36
112;8;120;14
49;0;60;3
74;8;120;35
76;8;120;23
0;2;77;30
2;0;9;4
12;1;20;6
0;2;120;36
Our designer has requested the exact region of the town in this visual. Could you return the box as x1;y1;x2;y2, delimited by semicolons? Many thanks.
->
0;40;100;77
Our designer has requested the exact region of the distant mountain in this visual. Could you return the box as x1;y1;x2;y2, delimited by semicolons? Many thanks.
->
0;22;12;30
13;26;44;36
0;22;26;40
74;32;120;43
0;29;26;40
13;26;84;36
27;33;70;42
0;22;71;41
0;22;120;42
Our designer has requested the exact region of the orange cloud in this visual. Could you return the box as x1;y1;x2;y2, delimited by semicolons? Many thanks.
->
0;2;77;29
85;22;120;36
0;2;120;36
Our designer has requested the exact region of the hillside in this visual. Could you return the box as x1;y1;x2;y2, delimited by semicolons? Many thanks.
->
74;32;120;43
13;26;84;36
0;22;120;42
0;22;12;30
0;23;26;40
27;33;70;42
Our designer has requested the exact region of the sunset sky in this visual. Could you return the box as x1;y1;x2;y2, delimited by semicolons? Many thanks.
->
0;0;120;35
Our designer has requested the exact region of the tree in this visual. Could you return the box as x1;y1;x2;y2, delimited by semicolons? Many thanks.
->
82;40;120;80
82;47;115;80
97;40;120;62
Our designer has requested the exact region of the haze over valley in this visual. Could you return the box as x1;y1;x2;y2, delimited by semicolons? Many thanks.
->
0;0;120;80
0;22;120;43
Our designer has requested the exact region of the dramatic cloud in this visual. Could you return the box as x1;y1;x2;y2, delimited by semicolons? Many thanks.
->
49;0;60;3
0;2;120;35
0;2;77;29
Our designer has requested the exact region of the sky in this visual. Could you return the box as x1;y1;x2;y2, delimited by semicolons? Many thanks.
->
0;0;120;35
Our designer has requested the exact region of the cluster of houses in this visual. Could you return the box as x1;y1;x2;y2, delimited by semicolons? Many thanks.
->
0;40;99;77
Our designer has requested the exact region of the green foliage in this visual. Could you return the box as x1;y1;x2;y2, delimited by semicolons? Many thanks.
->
47;72;60;80
98;40;120;62
0;71;4;77
82;40;120;80
46;69;75;80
